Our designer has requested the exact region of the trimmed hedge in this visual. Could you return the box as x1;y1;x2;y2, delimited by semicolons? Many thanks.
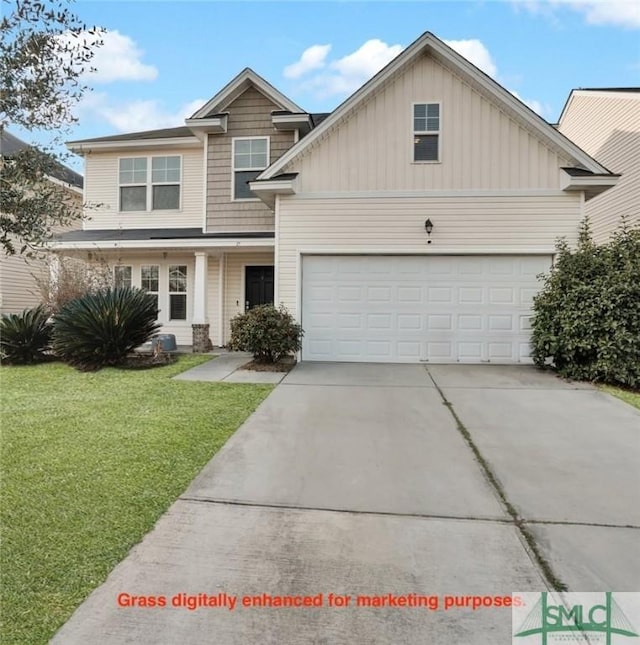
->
531;221;640;388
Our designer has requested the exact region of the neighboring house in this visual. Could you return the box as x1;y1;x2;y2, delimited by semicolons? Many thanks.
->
55;32;617;363
0;130;84;315
557;88;639;244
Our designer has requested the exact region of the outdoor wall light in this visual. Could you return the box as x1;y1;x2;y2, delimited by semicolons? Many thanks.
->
425;218;434;244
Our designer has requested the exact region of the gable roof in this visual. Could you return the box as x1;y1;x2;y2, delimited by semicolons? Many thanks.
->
190;67;303;119
1;129;84;189
259;31;613;181
558;87;640;126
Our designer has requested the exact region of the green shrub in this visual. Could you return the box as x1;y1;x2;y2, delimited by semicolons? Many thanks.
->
0;306;52;364
228;304;303;363
51;287;161;371
531;221;640;388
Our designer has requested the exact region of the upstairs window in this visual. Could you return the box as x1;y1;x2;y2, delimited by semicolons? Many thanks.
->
413;103;440;162
232;137;269;200
119;156;181;211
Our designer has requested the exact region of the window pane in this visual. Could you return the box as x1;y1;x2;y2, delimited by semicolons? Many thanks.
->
252;138;267;153
427;103;439;118
133;158;147;171
414;104;426;118
251;150;268;167
414;116;427;131
120;158;133;172
141;265;159;292
120;186;147;211
234;152;252;170
235;140;251;154
169;265;187;292
234;170;260;199
152;156;181;183
114;266;132;289
170;294;187;320
426;116;439;131
152;185;179;210
414;134;439;161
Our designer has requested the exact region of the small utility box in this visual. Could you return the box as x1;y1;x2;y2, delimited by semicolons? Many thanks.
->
151;334;177;352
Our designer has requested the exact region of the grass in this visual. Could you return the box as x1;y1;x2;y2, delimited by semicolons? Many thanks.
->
600;385;640;410
0;356;273;645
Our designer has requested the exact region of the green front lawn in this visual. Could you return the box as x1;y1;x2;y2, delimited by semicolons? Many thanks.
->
600;385;640;411
0;356;273;645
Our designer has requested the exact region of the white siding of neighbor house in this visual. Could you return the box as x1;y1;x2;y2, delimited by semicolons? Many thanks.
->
285;53;572;193
82;147;204;230
0;253;45;315
276;193;582;318
558;91;640;243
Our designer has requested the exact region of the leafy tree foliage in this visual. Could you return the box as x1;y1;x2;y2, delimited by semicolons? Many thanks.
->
1;0;103;254
531;220;640;388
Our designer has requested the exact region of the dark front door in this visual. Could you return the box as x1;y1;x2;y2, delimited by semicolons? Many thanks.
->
245;266;274;311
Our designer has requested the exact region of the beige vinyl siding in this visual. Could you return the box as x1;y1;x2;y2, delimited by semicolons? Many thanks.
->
0;254;44;315
287;54;570;193
83;147;204;230
222;251;274;341
559;92;640;243
276;193;582;318
206;87;294;232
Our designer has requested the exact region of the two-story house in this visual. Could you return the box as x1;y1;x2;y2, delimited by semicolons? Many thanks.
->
55;32;617;363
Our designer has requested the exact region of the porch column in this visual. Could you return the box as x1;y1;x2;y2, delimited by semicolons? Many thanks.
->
191;251;211;352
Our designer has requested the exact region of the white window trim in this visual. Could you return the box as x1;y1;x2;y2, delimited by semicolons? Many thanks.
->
411;101;441;164
113;264;132;289
118;154;183;213
231;136;270;202
168;264;188;321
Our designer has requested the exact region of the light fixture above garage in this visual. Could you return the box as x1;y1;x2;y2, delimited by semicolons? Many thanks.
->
425;218;434;244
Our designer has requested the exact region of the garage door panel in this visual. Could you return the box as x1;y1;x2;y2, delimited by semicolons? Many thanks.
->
301;255;550;364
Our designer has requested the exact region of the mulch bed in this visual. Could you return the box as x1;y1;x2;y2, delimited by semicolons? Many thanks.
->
240;357;297;373
120;352;177;370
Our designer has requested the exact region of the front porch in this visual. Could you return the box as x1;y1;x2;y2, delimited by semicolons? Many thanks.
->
52;229;275;351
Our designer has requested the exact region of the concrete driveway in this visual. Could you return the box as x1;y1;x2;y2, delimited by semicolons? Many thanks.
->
52;363;640;645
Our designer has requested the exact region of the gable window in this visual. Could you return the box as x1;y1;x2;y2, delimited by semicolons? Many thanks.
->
141;265;159;312
119;156;181;211
114;265;132;289
232;137;269;200
168;265;187;320
413;103;440;162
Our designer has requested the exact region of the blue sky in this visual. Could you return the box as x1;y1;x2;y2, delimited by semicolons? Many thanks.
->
19;1;640;171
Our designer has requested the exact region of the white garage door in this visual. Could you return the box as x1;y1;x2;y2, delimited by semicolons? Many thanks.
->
301;255;551;364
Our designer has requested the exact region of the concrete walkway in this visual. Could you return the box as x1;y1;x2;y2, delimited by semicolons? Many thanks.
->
52;363;640;644
173;352;289;384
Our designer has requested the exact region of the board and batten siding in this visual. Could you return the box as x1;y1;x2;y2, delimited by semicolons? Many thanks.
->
558;91;640;243
276;193;582;318
83;147;204;230
206;87;294;233
284;53;571;193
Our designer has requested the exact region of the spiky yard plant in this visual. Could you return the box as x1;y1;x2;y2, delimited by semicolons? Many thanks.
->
0;305;52;364
52;287;161;371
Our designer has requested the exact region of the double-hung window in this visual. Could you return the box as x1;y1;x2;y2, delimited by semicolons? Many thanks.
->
168;265;187;320
141;265;159;313
413;103;440;162
232;137;269;200
119;156;181;211
114;265;132;289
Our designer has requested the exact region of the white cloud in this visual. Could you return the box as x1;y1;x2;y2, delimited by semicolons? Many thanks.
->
285;39;403;98
79;93;205;132
516;0;640;28
284;44;331;79
510;90;547;116
443;39;498;77
87;30;158;83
